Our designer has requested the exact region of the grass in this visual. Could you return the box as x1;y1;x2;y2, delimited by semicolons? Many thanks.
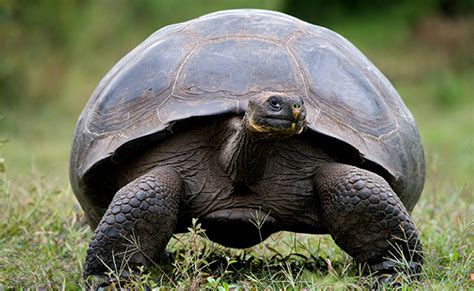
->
0;2;473;289
0;169;471;288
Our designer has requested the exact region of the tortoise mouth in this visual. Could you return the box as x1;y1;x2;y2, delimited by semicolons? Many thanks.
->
248;116;305;135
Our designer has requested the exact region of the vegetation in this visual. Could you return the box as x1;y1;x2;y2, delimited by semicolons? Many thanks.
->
0;0;472;289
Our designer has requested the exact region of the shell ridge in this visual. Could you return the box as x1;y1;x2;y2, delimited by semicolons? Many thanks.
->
285;39;321;124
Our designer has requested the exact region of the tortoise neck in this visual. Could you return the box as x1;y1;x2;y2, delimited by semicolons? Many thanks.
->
219;116;274;185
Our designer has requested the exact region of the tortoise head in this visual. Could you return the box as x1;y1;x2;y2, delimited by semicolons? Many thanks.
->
246;92;306;137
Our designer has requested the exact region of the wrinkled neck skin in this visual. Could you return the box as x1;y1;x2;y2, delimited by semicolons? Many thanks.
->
219;116;274;185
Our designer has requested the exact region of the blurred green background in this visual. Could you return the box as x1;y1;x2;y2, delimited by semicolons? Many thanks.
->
0;0;473;189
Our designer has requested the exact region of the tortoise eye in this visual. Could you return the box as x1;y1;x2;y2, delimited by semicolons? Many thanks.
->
268;96;282;110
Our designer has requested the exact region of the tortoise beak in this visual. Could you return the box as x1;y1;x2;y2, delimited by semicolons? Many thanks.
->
291;102;303;121
292;107;301;121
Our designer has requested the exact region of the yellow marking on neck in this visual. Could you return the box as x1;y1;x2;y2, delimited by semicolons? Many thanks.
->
248;118;271;133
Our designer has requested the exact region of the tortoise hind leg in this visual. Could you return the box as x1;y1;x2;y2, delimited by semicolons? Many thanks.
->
83;166;184;281
314;163;423;280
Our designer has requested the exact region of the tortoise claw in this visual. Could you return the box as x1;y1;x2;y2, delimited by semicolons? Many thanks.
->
374;272;403;289
85;274;152;291
370;260;422;276
366;260;422;289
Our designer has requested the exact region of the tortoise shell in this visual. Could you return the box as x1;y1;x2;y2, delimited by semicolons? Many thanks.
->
70;9;424;211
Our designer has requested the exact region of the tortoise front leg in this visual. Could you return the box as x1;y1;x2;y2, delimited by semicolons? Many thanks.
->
83;166;183;280
314;163;423;278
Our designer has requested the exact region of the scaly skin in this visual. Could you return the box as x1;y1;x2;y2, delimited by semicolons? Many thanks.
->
314;163;423;273
83;167;183;278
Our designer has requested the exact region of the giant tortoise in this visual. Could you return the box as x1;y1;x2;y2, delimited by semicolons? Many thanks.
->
70;9;425;282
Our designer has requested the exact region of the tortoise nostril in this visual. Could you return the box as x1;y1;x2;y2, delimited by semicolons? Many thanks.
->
292;103;301;110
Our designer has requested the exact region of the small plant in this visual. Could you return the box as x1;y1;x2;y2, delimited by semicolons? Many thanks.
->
168;218;217;288
0;138;7;173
